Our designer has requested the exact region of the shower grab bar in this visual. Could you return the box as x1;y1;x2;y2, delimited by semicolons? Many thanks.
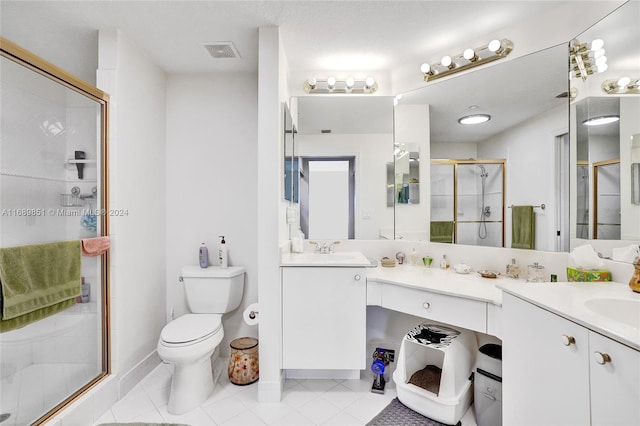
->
508;204;545;210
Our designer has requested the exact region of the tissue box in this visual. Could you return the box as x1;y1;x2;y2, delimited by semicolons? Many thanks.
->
566;267;611;282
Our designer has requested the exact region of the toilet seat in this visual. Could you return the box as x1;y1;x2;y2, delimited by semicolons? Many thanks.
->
161;314;222;346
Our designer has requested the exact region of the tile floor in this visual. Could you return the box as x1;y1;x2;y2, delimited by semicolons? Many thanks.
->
94;360;477;426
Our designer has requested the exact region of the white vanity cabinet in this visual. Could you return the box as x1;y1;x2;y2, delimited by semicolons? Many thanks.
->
589;331;640;426
282;267;366;370
503;293;640;426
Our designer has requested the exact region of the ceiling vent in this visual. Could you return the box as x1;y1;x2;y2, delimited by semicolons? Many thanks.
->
203;42;240;59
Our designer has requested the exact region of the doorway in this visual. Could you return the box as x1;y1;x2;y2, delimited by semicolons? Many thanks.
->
299;156;355;240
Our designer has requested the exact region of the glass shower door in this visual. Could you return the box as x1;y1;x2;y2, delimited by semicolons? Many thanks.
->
1;38;109;426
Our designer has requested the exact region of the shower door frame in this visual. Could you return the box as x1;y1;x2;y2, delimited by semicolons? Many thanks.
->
431;159;506;247
0;37;111;425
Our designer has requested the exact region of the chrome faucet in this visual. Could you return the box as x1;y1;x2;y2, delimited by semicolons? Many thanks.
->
310;240;340;254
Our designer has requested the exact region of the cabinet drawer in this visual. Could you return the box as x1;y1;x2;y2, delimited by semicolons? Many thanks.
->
381;284;487;333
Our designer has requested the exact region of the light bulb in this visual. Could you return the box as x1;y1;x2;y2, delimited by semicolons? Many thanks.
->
345;77;355;89
420;63;431;74
595;56;607;67
488;39;501;52
365;77;375;89
441;55;452;67
307;78;316;88
593;48;605;59
327;76;336;89
597;63;608;73
463;48;477;61
617;76;631;87
590;38;604;51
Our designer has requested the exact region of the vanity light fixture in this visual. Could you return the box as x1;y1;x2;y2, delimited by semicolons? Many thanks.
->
420;38;513;82
602;77;640;95
569;38;607;81
304;76;378;94
582;115;620;126
458;114;491;125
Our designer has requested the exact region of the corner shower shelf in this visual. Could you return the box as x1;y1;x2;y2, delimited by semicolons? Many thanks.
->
66;159;96;164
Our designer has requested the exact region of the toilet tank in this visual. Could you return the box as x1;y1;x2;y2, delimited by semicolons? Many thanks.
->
181;266;245;313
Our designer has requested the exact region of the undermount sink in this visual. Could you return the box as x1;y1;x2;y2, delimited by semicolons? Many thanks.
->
281;251;372;267
584;298;640;329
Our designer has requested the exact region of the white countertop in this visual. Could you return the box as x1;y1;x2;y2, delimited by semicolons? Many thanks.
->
280;251;372;267
498;281;640;350
366;264;506;305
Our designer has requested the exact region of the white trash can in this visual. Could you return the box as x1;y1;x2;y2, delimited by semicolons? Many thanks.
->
475;343;502;426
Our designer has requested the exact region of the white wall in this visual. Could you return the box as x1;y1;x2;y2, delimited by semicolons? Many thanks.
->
97;29;167;382
480;104;567;251
165;72;258;353
394;104;430;238
620;97;640;240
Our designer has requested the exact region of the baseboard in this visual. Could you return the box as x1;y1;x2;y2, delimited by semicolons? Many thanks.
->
118;350;161;398
285;369;361;380
257;370;284;402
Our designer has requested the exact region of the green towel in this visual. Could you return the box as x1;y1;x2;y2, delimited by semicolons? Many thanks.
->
430;221;454;243
0;240;81;332
511;206;535;249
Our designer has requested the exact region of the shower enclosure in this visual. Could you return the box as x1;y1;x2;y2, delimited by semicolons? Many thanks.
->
0;38;110;425
431;160;505;247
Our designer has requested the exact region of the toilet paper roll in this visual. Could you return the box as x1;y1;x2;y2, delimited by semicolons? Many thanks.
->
243;303;259;326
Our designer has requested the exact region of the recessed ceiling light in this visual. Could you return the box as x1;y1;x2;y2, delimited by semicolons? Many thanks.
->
583;115;620;126
458;114;491;125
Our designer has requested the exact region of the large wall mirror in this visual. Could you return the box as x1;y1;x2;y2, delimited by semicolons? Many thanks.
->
396;44;570;251
569;0;640;261
291;96;394;240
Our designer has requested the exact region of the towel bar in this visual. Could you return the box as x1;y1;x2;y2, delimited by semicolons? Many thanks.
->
508;204;545;210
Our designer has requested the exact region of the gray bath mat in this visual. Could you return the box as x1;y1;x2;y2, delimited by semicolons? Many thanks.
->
366;397;461;426
96;423;189;426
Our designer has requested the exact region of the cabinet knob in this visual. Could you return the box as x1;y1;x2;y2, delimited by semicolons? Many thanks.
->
561;334;576;346
594;351;612;365
354;274;361;281
423;302;431;309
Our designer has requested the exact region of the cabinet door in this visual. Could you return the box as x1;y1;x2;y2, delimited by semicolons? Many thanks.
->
589;331;640;426
282;267;366;370
502;294;590;426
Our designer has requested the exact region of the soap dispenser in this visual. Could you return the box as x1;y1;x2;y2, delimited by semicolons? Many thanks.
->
218;236;228;268
439;254;450;269
506;258;520;278
410;248;420;266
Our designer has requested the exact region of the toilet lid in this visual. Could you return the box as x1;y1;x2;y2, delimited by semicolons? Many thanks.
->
161;314;222;344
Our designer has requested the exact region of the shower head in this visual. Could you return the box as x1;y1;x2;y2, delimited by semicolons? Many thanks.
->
477;164;489;178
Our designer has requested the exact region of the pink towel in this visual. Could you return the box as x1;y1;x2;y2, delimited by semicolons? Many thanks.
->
82;236;110;257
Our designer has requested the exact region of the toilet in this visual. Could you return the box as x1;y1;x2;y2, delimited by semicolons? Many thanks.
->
157;265;245;414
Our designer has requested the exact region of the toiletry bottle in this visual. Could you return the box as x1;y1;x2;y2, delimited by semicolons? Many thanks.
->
439;254;450;269
218;236;228;268
410;248;420;266
506;258;520;278
199;242;209;268
81;280;90;303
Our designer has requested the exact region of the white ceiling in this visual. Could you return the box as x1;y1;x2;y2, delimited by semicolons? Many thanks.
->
2;1;635;143
0;0;628;88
